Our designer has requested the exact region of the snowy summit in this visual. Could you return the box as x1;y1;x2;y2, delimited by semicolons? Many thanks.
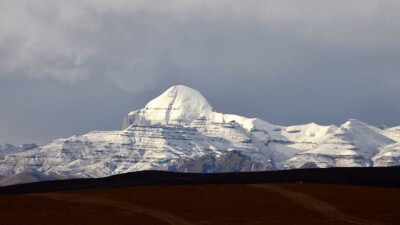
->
0;85;399;186
127;85;213;126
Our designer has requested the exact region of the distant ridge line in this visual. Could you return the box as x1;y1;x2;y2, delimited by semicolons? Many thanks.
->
0;166;399;195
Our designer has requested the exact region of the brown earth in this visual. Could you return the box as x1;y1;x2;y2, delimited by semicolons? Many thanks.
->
0;183;399;225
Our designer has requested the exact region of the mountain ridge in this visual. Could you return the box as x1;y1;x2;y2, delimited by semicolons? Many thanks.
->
0;85;399;186
1;167;400;195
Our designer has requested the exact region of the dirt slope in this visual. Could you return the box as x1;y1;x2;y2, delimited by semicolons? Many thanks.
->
0;183;399;225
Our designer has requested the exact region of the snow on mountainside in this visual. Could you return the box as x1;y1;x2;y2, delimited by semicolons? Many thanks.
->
0;85;399;185
286;120;395;168
373;142;400;167
0;143;38;156
127;85;214;126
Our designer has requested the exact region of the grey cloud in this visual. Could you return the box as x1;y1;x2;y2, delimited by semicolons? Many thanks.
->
1;1;400;87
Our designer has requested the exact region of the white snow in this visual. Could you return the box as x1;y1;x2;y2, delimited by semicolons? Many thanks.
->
128;85;213;125
0;85;399;185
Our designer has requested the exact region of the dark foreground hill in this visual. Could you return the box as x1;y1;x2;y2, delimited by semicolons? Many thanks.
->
1;167;400;225
1;183;400;224
0;166;400;195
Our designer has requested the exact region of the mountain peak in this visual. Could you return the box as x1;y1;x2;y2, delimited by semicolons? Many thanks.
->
341;119;369;130
128;85;213;125
145;85;213;111
166;85;199;92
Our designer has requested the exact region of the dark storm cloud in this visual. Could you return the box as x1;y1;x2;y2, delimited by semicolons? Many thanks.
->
0;0;400;144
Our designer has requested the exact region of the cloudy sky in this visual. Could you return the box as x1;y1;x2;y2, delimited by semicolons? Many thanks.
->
1;0;400;145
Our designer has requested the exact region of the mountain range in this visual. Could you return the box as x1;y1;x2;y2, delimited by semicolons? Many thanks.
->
1;85;399;186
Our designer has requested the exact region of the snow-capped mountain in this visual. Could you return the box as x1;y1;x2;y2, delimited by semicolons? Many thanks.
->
0;85;399;185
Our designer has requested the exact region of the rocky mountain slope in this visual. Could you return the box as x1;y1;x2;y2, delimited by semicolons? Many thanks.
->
0;143;38;156
0;85;399;185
